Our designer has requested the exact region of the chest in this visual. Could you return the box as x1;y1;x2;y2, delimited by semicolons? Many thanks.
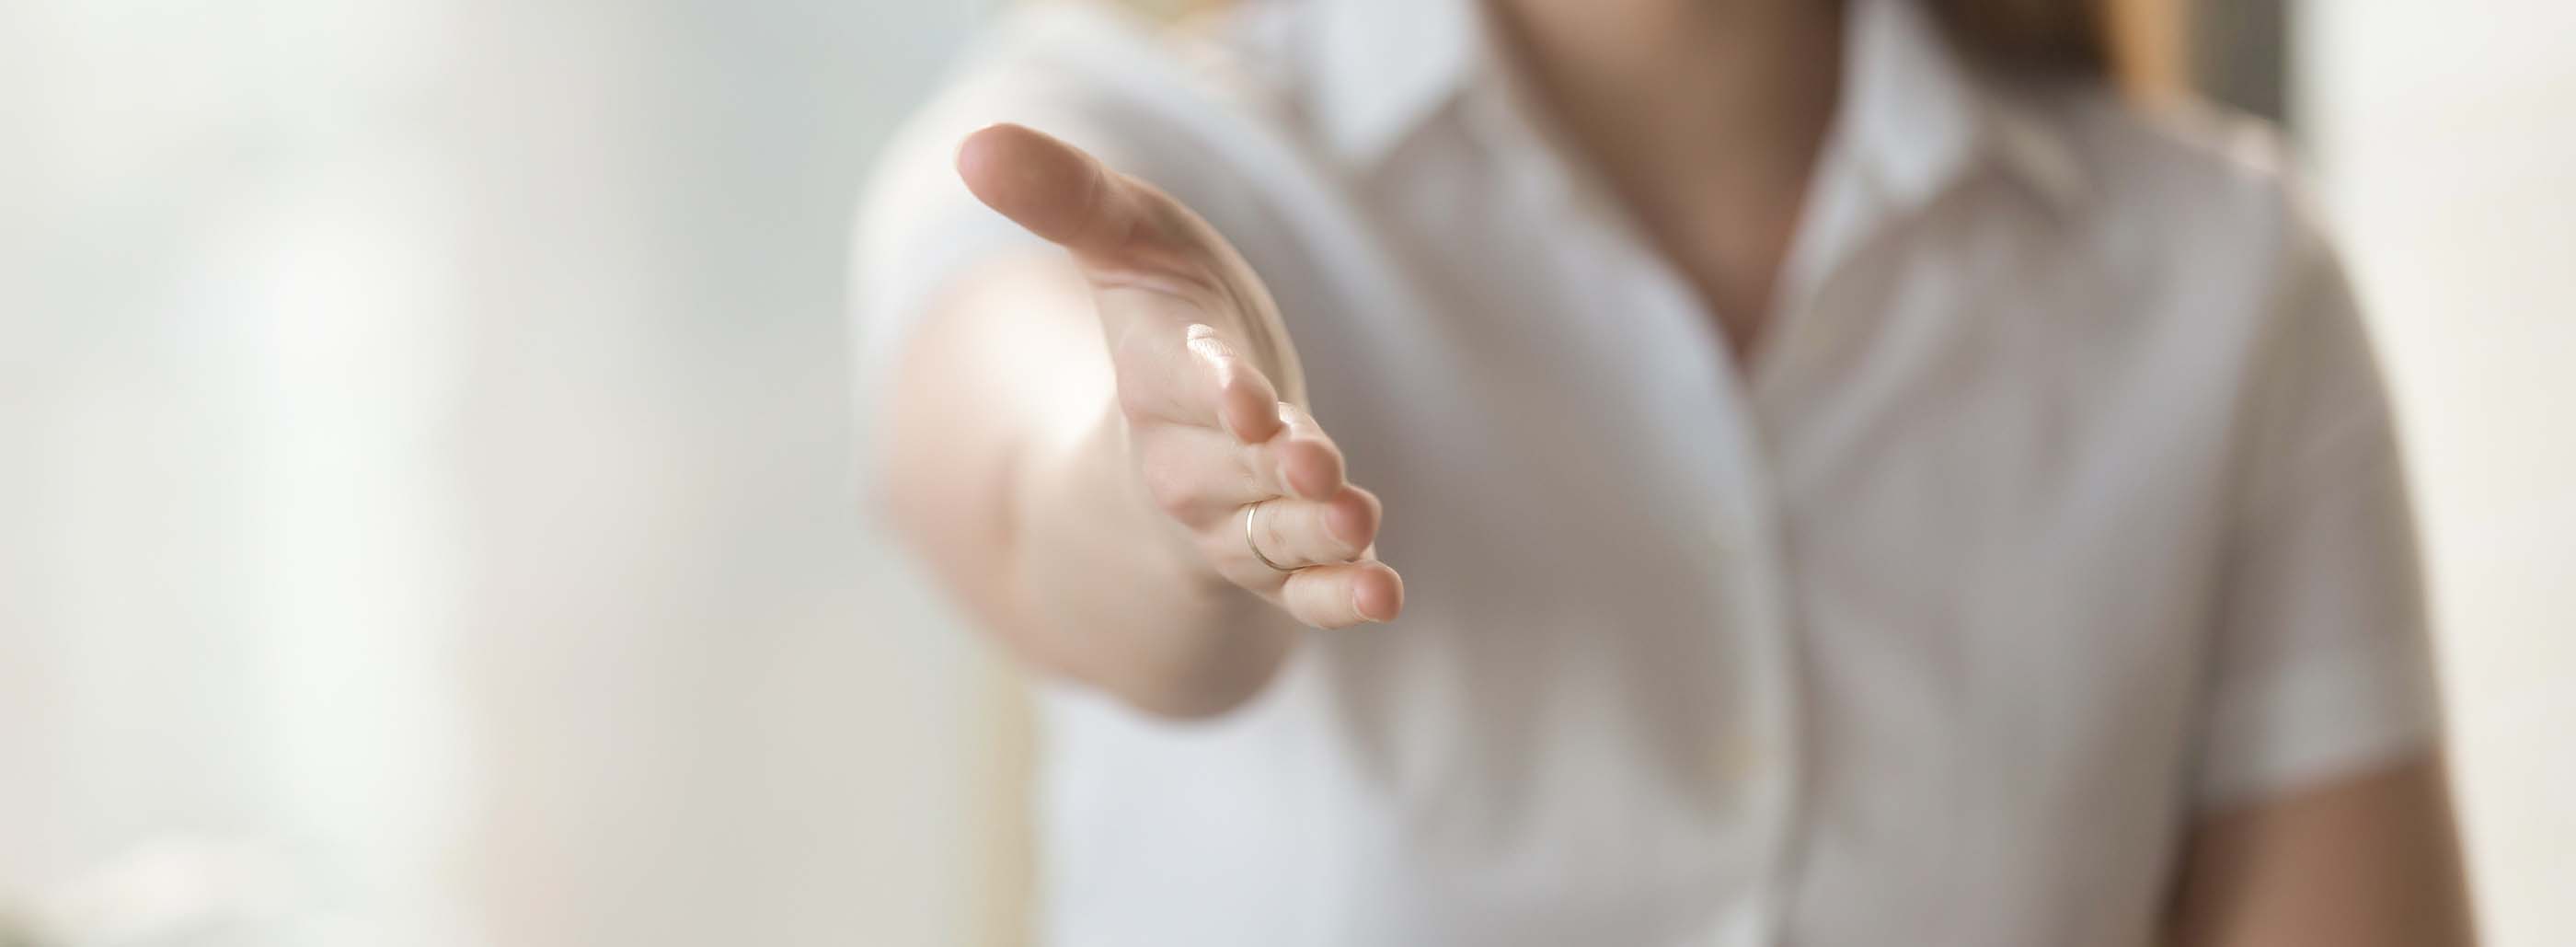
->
1269;139;2260;706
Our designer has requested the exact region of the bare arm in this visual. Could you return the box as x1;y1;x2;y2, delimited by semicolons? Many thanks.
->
2168;755;2476;946
873;124;1403;719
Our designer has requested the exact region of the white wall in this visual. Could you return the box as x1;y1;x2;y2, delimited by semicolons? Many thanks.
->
0;1;1016;944
2300;3;2576;943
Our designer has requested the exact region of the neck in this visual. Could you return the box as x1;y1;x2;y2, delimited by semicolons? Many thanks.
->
1490;0;1846;350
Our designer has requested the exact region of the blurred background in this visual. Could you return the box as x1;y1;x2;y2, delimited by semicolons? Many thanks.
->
1;1;2569;944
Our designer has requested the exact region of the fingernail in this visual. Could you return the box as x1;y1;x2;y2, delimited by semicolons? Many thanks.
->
1351;584;1381;623
1352;572;1400;623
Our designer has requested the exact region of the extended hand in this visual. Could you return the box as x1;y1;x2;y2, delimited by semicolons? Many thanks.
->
956;123;1403;629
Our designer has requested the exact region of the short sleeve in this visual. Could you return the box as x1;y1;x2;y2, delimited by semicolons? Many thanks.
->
2192;193;2443;810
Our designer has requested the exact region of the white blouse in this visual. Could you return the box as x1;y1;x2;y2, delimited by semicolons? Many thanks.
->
851;0;2441;944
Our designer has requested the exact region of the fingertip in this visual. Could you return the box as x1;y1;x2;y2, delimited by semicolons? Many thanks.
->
1323;488;1378;549
1352;563;1403;623
954;122;1099;245
953;123;1032;200
951;123;1012;180
1222;378;1283;444
1190;337;1281;444
1281;440;1342;500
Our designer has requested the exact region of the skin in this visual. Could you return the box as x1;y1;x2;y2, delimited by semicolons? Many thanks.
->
875;0;2474;938
2169;757;2476;946
883;123;1401;720
1491;0;1843;354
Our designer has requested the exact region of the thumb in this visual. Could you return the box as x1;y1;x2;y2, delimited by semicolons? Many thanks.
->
955;122;1154;262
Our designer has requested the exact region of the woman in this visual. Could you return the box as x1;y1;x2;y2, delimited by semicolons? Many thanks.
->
853;0;2474;942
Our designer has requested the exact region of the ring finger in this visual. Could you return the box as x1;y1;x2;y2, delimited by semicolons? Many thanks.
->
1218;488;1381;583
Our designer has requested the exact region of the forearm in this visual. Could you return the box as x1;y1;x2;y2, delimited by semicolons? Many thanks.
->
1005;409;1297;716
2165;756;2475;947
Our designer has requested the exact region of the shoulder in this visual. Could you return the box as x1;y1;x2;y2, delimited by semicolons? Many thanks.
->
2020;87;2390;448
2063;91;2304;202
2036;87;2337;285
1977;83;2358;368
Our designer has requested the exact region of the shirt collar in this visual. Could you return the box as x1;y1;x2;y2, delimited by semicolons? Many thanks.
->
1306;0;2087;214
1839;0;2088;213
1309;0;1486;164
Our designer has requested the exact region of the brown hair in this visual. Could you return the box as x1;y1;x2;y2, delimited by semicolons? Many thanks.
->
1922;0;2108;72
1142;0;2184;97
1926;0;2185;95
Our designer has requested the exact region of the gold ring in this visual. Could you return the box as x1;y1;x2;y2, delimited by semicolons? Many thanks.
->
1244;502;1294;572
